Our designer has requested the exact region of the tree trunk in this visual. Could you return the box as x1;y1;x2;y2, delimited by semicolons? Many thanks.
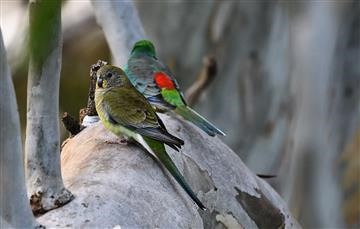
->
0;28;39;228
25;0;73;214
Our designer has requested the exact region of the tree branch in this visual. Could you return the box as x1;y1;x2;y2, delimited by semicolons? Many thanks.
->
86;60;107;115
61;112;81;136
37;116;299;228
185;56;217;107
85;60;107;117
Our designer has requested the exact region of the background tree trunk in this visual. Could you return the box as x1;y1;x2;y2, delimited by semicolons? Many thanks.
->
275;2;345;227
25;0;73;214
0;28;39;228
91;0;146;66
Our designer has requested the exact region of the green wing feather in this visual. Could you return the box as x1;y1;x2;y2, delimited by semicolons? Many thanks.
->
99;87;184;148
102;87;159;128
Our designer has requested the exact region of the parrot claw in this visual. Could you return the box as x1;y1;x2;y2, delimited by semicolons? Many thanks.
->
105;136;137;145
105;137;128;145
119;138;128;144
122;136;137;145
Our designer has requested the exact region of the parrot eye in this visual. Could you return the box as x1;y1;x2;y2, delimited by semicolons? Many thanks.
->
97;78;103;88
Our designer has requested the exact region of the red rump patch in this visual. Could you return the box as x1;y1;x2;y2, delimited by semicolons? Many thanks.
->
154;72;175;89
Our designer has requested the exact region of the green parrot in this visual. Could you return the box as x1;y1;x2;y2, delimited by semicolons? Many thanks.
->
94;64;206;210
124;40;225;137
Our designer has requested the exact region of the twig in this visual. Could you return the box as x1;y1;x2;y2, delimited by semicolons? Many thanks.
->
63;60;107;136
79;108;87;124
61;112;81;136
85;60;107;116
80;60;108;120
185;56;217;107
77;60;107;127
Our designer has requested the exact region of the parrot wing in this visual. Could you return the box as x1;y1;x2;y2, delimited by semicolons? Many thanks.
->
157;62;186;100
126;55;187;109
153;58;188;106
101;87;184;148
126;56;160;97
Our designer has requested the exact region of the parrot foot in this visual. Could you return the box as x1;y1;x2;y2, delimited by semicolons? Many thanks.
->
105;138;127;145
105;136;135;145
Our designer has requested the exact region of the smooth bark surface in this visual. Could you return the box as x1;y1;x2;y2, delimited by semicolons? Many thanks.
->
38;115;300;228
91;0;146;66
278;3;344;227
0;28;39;228
25;0;73;214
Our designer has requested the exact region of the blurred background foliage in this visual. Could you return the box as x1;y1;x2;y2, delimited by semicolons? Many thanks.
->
1;0;359;228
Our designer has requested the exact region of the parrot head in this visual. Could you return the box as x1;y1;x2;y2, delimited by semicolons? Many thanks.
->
96;65;132;89
131;40;156;57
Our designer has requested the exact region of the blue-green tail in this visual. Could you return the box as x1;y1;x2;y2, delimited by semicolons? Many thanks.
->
144;137;206;210
175;106;226;137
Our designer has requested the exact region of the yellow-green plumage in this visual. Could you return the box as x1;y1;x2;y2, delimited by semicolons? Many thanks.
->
94;65;205;210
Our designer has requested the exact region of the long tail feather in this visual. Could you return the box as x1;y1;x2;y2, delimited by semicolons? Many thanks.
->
175;106;225;137
135;127;184;148
144;137;206;210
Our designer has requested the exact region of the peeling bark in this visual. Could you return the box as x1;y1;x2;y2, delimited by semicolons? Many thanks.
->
0;28;39;228
235;187;285;229
25;0;73;214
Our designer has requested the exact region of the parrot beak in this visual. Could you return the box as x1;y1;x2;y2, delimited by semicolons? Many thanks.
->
97;78;103;88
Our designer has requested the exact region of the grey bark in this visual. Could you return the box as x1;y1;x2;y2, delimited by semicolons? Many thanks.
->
245;2;359;227
91;0;146;66
25;0;73;214
0;28;39;228
37;115;300;228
